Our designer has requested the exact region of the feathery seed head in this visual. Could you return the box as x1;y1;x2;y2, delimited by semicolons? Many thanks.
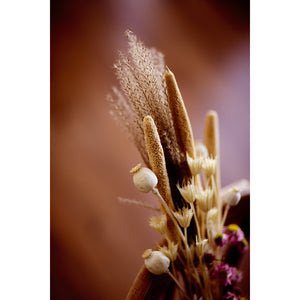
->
224;186;241;206
131;164;158;193
149;214;167;235
173;207;193;228
144;250;170;275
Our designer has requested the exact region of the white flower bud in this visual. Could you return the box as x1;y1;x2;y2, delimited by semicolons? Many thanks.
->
173;207;193;228
195;189;213;212
207;208;218;222
202;157;217;177
195;142;208;159
186;153;203;176
142;249;170;275
224;186;241;206
206;207;218;234
130;164;158;193
177;181;197;203
195;238;208;256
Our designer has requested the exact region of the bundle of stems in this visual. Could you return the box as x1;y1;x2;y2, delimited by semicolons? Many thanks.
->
108;31;249;300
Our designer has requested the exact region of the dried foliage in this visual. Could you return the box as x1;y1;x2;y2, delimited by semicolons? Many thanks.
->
108;31;249;300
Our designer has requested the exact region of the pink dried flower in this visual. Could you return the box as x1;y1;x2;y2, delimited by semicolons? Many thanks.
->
212;263;242;287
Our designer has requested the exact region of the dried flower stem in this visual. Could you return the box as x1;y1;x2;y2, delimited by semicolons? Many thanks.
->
190;202;202;242
166;270;186;296
152;187;198;289
204;111;221;225
221;204;230;227
118;197;160;211
152;188;187;248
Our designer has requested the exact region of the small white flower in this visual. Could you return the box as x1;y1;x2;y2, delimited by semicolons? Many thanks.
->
149;214;167;235
159;242;178;262
177;181;197;203
202;157;217;177
143;250;170;275
206;208;218;234
130;164;158;193
195;189;213;212
186;153;203;176
173;207;193;228
195;238;208;257
207;208;218;222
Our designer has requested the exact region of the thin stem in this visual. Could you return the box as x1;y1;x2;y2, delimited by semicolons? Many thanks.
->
221;204;230;227
190;201;202;243
152;188;188;248
166;270;187;298
118;197;160;211
153;188;206;297
184;227;188;245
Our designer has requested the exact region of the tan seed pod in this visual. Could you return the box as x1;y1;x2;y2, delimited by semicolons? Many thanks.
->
143;250;170;275
130;164;158;193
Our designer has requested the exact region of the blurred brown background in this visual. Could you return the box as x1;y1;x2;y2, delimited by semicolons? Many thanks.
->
51;0;249;299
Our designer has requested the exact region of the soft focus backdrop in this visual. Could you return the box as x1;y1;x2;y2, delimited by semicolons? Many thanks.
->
51;1;249;299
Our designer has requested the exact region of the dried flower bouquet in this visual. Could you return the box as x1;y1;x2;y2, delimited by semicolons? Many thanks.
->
108;31;249;300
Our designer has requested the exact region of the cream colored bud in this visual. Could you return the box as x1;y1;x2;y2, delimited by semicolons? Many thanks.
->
143;250;170;275
149;214;167;235
177;181;197;203
159;242;178;261
195;189;213;212
186;153;203;176
207;208;218;222
224;186;241;206
206;208;218;232
206;207;219;237
195;238;208;257
130;164;158;193
173;207;193;228
202;157;217;177
195;142;208;159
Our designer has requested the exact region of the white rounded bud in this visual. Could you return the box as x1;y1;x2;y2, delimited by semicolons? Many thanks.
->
143;250;170;275
224;186;241;206
195;142;208;159
130;164;158;193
